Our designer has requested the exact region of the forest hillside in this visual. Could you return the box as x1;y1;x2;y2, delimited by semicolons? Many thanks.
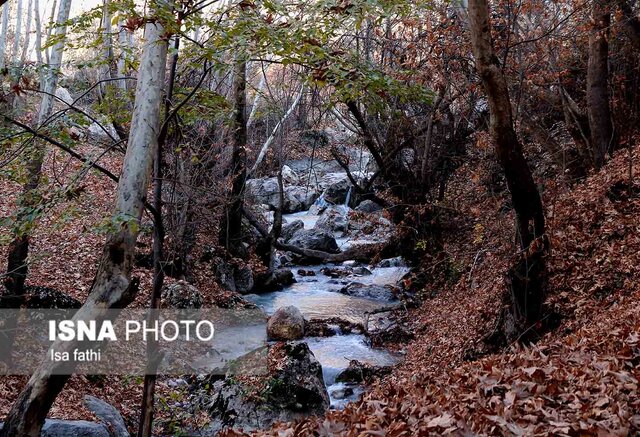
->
0;0;639;435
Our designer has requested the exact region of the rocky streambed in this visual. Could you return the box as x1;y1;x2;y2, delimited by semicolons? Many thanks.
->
199;165;411;432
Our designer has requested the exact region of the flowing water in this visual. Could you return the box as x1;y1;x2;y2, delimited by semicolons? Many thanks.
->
244;203;407;407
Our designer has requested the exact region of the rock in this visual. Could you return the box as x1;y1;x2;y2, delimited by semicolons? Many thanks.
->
207;342;329;431
308;198;328;215
320;267;352;278
355;200;383;214
377;256;407;268
318;172;349;191
212;259;255;294
161;281;203;309
25;286;82;309
245;178;318;213
245;177;280;207
278;253;293;267
84;395;129;437
267;306;305;340
305;317;364;337
335;360;393;384
0;419;112;437
55;87;74;104
297;269;316;277
213;258;237;291
330;387;354;400
324;179;351;205
87;118;119;143
253;268;295;293
281;165;299;185
352;266;372;276
283;186;318;213
399;148;415;170
340;282;396;300
273;268;295;287
288;229;339;254
234;264;255;294
281;219;304;242
314;206;349;235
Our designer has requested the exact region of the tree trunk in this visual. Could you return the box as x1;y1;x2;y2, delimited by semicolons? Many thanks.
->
467;0;547;338
117;18;132;91
11;0;23;65
219;59;247;257
0;3;170;434
98;0;116;99
617;0;640;49
1;0;73;363
246;61;269;130
587;1;615;168
0;2;9;70
44;0;57;64
138;32;179;437
249;83;305;176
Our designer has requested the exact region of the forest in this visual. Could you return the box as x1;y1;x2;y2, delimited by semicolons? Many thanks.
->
0;0;639;435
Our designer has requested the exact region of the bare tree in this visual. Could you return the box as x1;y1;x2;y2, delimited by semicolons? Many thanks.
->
219;58;248;257
0;2;10;70
587;0;616;167
467;0;547;339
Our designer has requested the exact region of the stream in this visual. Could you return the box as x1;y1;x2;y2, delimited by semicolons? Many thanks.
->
245;202;407;408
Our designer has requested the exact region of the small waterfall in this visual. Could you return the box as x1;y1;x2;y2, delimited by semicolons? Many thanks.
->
343;186;352;208
314;192;328;209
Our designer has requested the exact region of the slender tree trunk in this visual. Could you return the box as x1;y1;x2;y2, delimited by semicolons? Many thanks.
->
587;1;615;168
138;33;179;437
19;0;32;65
0;3;170;435
246;61;269;130
98;0;115;99
33;0;44;79
11;0;23;65
0;2;9;70
0;0;73;363
219;59;247;257
44;0;57;64
467;0;547;338
249;84;305;176
116;18;131;91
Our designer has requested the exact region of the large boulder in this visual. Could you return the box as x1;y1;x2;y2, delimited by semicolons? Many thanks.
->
267;306;305;340
283;186;318;213
281;219;304;242
212;259;255;294
281;165;299;185
339;282;396;301
206;342;329;431
161;281;203;309
335;360;393;384
323;179;351;205
355;199;383;214
84;395;129;437
245;177;280;207
288;229;340;253
245;178;318;213
314;205;349;235
55;87;74;104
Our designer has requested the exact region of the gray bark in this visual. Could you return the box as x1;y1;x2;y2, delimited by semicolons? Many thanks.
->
0;3;9;70
0;2;170;435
